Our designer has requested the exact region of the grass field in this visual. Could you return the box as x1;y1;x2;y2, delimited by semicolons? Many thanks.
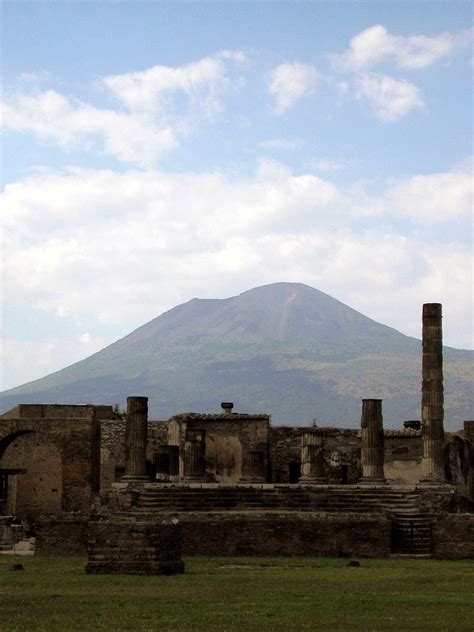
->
0;555;473;631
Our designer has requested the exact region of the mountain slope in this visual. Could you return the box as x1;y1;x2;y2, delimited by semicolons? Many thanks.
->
2;283;472;428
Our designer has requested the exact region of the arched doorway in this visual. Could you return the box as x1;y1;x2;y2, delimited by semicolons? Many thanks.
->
0;431;62;519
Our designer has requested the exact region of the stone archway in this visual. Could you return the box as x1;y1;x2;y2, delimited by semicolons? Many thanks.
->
0;431;62;518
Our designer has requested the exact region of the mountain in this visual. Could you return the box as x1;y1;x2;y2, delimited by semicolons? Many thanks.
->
1;282;472;428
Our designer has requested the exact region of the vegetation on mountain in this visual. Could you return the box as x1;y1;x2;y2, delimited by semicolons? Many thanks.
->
1;283;472;428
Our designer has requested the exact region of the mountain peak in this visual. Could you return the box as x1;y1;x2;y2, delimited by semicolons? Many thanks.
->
1;282;472;428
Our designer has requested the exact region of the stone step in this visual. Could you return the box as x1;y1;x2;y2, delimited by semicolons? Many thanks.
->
133;486;447;517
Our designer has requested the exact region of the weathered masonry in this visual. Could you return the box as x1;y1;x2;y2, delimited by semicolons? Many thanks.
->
0;404;115;517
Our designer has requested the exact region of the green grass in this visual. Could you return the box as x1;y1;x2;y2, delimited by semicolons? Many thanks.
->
0;556;473;631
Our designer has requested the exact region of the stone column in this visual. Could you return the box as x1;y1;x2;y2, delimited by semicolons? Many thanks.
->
183;432;206;480
360;399;385;483
124;396;148;480
421;303;446;483
299;431;325;482
241;450;266;482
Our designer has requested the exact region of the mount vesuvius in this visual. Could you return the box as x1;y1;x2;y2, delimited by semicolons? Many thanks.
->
1;283;472;428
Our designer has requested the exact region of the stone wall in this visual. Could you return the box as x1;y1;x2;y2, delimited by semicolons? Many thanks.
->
35;517;89;554
1;433;63;517
169;413;270;483
0;408;104;518
178;512;391;557
86;519;184;575
99;419;169;491
96;421;474;496
384;435;423;484
269;427;304;482
269;427;361;484
269;427;434;486
432;514;474;559
0;407;102;517
99;419;126;491
446;436;472;500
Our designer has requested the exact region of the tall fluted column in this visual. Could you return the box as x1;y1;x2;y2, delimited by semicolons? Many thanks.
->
124;396;148;480
360;399;385;483
299;431;325;482
421;303;446;482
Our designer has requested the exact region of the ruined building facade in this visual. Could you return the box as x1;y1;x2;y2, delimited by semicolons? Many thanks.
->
1;303;473;562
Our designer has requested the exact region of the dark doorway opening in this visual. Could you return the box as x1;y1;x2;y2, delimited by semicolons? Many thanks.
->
146;460;157;479
168;446;180;477
341;464;349;485
288;462;301;484
114;466;126;482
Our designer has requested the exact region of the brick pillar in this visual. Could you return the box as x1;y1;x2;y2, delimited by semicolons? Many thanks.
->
299;431;325;482
241;450;266;482
183;432;206;480
360;399;385;483
124;396;148;480
421;303;446;483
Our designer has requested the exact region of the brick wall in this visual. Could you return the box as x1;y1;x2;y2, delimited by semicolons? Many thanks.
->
1;433;63;517
179;512;391;557
35;517;89;554
432;514;474;559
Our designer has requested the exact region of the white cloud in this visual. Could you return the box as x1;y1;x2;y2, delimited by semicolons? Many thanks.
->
259;137;304;150
388;165;473;221
268;63;319;114
1;91;177;167
103;50;246;117
331;24;469;71
1;51;246;167
355;73;424;121
2;162;472;363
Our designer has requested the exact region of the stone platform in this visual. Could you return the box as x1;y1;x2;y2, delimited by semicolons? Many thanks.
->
85;518;185;575
84;482;469;564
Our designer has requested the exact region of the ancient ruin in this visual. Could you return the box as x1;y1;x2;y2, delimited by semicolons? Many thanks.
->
0;303;473;568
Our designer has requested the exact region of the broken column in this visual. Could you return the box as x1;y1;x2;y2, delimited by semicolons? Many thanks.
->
360;399;385;483
421;303;446;483
299;431;325;482
124;396;148;480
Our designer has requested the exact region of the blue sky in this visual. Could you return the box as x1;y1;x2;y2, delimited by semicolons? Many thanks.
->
1;1;472;390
